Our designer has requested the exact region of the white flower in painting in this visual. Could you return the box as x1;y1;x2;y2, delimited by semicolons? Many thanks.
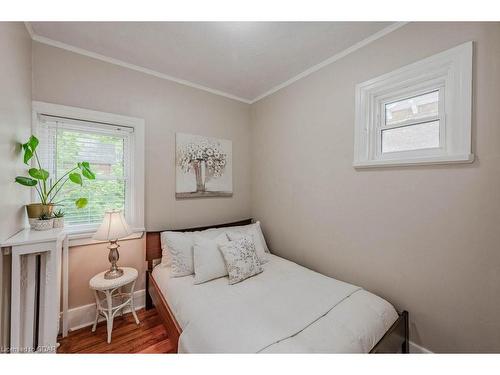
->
207;159;214;166
196;150;203;159
219;159;226;166
206;148;214;156
214;152;220;158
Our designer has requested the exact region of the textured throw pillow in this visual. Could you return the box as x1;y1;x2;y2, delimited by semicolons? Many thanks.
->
219;236;263;285
193;233;230;284
162;231;196;277
226;222;269;264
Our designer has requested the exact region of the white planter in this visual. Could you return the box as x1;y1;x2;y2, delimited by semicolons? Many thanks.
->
53;217;65;228
33;219;54;231
28;218;38;229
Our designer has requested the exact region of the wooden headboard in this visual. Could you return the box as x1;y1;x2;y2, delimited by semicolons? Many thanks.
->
145;218;253;270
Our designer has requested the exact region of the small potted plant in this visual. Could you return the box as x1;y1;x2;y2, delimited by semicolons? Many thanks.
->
53;209;65;228
34;213;54;231
15;135;95;227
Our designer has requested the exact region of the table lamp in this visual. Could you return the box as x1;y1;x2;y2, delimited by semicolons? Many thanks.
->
93;210;132;279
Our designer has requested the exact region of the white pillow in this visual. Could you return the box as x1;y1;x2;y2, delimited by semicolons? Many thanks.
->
161;231;195;277
192;233;230;285
160;228;216;267
219;236;263;285
226;222;269;263
160;222;270;272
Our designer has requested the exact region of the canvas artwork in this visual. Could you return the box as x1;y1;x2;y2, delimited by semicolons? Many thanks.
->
175;133;233;198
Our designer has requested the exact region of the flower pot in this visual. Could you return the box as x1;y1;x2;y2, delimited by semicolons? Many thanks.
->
26;203;54;219
33;218;54;231
53;217;65;228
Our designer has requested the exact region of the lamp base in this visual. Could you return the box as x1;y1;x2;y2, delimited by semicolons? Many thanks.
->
104;240;124;279
104;268;124;280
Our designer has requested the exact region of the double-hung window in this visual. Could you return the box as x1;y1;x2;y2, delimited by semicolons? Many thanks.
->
354;41;473;167
33;102;145;235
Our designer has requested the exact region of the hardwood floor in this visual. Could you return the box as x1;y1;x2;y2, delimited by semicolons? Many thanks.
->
57;308;175;354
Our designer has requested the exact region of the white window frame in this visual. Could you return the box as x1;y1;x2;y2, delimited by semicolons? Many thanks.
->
32;101;145;243
353;41;474;168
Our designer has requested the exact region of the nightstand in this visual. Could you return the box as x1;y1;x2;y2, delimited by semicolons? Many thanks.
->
89;267;140;343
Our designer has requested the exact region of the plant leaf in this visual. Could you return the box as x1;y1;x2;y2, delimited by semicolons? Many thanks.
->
69;172;83;186
15;176;38;186
78;161;95;180
75;197;88;208
28;168;49;180
22;143;33;164
27;135;39;151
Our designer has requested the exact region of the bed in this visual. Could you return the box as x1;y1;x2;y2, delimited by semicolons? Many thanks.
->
145;219;409;353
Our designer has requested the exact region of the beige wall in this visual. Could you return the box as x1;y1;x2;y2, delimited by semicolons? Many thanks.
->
32;42;252;308
0;23;32;242
251;22;500;353
0;22;32;350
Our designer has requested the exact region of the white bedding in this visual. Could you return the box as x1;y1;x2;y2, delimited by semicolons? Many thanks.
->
152;254;398;353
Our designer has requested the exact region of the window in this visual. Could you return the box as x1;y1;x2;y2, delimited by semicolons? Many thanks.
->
33;102;145;235
353;42;473;168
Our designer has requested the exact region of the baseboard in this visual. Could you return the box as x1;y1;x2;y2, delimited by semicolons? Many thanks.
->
60;289;145;333
409;340;433;353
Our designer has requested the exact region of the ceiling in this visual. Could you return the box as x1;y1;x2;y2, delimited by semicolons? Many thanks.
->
29;22;395;103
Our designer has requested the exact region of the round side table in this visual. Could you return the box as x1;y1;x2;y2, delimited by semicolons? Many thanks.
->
89;267;140;343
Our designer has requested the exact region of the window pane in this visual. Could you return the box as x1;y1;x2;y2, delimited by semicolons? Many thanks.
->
382;121;440;153
385;90;439;126
54;128;126;226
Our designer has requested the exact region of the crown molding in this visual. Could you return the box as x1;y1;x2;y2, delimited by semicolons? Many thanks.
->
24;21;35;38
25;22;408;105
250;22;408;103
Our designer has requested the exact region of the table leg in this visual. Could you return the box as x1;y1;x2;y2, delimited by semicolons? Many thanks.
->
129;281;140;325
106;290;113;343
92;290;100;332
10;252;21;352
62;235;69;337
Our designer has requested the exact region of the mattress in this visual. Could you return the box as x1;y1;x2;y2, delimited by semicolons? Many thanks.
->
152;254;398;353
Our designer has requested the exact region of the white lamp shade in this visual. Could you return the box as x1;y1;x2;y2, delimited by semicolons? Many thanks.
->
93;210;132;241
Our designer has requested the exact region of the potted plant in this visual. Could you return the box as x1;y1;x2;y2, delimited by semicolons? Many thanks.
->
33;212;54;231
15;135;95;225
53;209;65;228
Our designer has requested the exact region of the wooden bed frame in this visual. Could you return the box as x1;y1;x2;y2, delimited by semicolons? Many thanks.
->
144;218;409;353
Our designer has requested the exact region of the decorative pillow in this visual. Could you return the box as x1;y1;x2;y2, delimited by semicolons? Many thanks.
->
219;236;263;285
226;222;269;263
193;233;230;285
162;231;196;277
160;231;173;266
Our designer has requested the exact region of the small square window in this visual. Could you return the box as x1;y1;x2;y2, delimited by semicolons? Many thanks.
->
353;42;473;168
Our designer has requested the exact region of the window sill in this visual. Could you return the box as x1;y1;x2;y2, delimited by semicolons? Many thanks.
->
353;153;474;169
67;228;145;247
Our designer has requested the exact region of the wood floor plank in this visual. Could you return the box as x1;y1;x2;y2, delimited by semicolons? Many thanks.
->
57;308;174;354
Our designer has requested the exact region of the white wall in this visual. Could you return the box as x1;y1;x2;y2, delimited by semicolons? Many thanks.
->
0;21;32;351
251;22;500;353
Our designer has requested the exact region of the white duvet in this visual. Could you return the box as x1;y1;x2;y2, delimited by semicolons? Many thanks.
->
152;254;398;353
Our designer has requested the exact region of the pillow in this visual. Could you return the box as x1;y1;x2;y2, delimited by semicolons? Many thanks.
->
226;221;269;263
219;236;263;285
161;231;196;277
160;228;222;267
160;231;173;266
193;233;230;285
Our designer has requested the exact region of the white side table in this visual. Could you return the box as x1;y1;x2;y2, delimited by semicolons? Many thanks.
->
89;267;140;343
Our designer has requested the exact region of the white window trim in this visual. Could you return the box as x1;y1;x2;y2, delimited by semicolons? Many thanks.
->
32;101;145;244
353;41;474;168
